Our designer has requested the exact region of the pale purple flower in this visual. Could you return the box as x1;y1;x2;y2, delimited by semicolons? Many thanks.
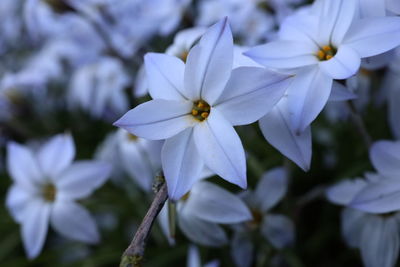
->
5;134;111;259
115;18;293;200
245;0;400;133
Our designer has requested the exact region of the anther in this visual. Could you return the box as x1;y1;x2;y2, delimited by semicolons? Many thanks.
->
201;112;209;119
191;109;199;116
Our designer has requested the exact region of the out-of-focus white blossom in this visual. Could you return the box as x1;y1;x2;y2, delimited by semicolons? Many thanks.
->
5;133;111;259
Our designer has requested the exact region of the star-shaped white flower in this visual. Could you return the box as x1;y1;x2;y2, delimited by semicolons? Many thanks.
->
114;18;293;200
5;134;111;259
245;0;400;132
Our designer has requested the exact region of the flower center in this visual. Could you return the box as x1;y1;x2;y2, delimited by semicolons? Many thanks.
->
127;133;138;142
180;191;191;202
316;45;337;61
191;100;211;121
180;51;189;62
42;183;57;202
246;208;263;229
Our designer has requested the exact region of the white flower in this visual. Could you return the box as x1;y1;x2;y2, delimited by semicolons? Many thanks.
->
115;18;293;200
245;0;400;132
158;181;252;246
68;57;130;119
5;133;111;259
231;167;295;267
327;176;400;267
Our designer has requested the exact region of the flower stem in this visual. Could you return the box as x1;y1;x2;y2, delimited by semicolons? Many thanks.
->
120;182;168;267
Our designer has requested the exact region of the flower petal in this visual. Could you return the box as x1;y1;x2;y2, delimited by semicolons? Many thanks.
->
187;245;201;267
255;168;288;212
369;140;400;177
344;17;400;58
51;201;100;244
326;178;367;205
287;66;333;133
162;128;204;201
316;0;357;45
261;214;295;249
178;214;227;246
193;109;246;189
144;53;187;101
182;181;252;224
6;185;36;223
57;161;111;200
351;177;400;213
360;215;400;267
214;67;292;125
37;134;75;179
341;208;366;248
259;100;312;171
329;81;357;101
319;45;361;80
7;142;43;187
231;232;254;267
244;41;318;69
184;17;233;104
114;99;194;140
279;13;319;47
21;199;51;259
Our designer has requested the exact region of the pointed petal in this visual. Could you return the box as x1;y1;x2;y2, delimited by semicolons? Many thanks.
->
326;178;367;205
244;41;318;69
259;100;312;171
261;214;295;249
231;232;254;267
57;161;111;200
51;201;100;243
157;203;175;245
178;215;227;246
344;17;400;58
287;66;333;133
37;134;75;179
255;168;288;212
341;208;366;248
215;67;292;125
21;200;51;259
162;128;204;201
193;109;246;189
279;13;319;47
7;142;43;187
369;140;400;177
6;185;36;223
184;17;233;104
351;178;400;213
319;45;361;80
329;81;357;101
119;141;155;191
360;215;400;267
144;53;187;101
114;99;195;140
317;0;357;45
182;181;252;224
187;246;201;267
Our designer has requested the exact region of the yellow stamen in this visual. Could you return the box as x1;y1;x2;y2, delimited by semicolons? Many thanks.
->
180;51;189;62
326;55;333;60
201;112;209;119
191;109;199;116
317;50;326;60
43;183;56;202
322;45;332;52
197;102;205;108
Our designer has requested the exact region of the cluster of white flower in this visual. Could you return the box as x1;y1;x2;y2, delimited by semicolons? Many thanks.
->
1;0;400;266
